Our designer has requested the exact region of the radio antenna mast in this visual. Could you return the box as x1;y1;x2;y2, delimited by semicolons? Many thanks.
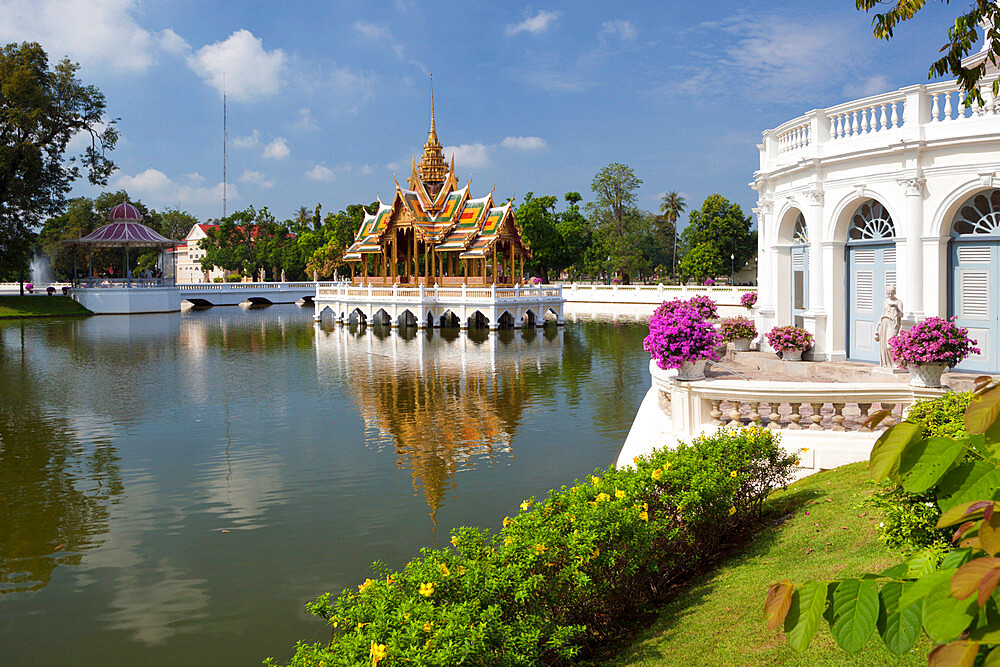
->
223;73;228;220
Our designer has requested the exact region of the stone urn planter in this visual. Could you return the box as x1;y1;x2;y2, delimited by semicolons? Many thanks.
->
907;363;947;388
675;359;708;381
732;338;751;352
781;348;803;362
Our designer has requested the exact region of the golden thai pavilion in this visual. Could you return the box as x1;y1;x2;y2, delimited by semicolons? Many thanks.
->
343;96;531;286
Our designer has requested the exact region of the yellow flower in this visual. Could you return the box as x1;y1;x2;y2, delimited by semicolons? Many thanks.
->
534;543;548;555
642;502;649;512
632;456;641;465
520;499;532;511
419;582;435;597
730;470;738;478
403;613;410;620
358;578;375;593
596;492;610;502
590;476;600;486
568;514;575;522
504;536;513;546
450;536;458;546
615;489;625;499
639;511;649;522
664;461;671;470
651;468;663;481
800;447;809;453
423;621;432;632
503;516;510;527
592;548;600;557
386;575;396;585
439;563;450;577
370;642;388;666
728;506;737;516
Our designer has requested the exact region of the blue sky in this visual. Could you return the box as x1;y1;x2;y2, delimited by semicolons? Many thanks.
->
1;0;963;226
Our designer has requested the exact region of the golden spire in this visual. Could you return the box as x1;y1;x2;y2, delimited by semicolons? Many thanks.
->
418;72;448;190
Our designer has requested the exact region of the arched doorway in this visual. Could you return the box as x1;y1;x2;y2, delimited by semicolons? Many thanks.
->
949;190;1000;372
791;213;809;328
847;199;897;363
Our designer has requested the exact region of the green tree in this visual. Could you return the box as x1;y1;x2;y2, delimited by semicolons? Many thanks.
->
677;241;724;283
659;192;686;280
857;0;1000;106
0;42;117;286
199;206;291;281
681;194;756;280
587;163;645;283
556;192;592;281
305;202;373;278
516;193;562;283
157;209;198;242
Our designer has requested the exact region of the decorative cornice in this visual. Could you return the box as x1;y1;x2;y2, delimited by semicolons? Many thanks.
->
804;188;824;205
898;177;926;197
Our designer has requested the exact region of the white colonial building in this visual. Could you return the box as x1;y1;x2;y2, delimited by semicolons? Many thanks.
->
753;48;1000;374
166;223;226;283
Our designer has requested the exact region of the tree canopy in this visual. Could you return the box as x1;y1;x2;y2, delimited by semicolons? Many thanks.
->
680;194;756;281
857;0;1000;105
0;42;117;281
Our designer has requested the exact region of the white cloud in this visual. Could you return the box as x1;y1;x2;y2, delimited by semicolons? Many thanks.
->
353;21;391;41
500;136;548;150
239;169;274;189
233;130;261;149
159;28;190;55
186;29;286;101
0;0;155;73
115;168;235;208
842;74;890;99
329;66;377;113
505;10;560;36
444;143;491;170
305;164;336;182
288;108;319;131
185;172;205;183
599;19;637;43
262;137;290;160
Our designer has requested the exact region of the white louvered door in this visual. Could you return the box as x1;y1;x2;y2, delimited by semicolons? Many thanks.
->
952;242;995;372
848;243;896;363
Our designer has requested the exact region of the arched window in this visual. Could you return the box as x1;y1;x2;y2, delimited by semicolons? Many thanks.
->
792;213;808;244
952;190;1000;237
848;200;895;241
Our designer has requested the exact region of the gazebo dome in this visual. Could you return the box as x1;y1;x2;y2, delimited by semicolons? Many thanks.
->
109;202;142;222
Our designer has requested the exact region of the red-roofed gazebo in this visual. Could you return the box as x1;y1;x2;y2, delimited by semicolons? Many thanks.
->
63;200;180;286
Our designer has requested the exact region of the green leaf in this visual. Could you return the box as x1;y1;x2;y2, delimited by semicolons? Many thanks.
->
877;581;922;655
941;548;974;570
869;423;922;483
965;384;1000;434
898;436;966;493
898;570;956;610
923;577;979;643
906;548;941;578
970;622;1000;643
784;581;828;653
937;462;1000;512
881;563;909;579
830;579;880;653
984;645;1000;667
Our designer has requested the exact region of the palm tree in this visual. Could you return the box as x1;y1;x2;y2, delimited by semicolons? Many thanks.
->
659;192;686;281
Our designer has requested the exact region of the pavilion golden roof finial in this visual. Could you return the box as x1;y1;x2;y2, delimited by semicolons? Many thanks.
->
418;72;448;189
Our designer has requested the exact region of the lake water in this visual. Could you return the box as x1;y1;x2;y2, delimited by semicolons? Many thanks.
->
0;304;650;665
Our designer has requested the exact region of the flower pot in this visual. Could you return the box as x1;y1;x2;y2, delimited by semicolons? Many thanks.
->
908;363;947;388
781;348;803;362
732;338;751;352
675;359;708;381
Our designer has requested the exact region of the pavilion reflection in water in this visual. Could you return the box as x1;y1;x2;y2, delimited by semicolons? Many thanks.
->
314;323;564;519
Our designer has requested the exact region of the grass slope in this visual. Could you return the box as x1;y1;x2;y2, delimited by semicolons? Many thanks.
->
0;295;91;318
595;462;929;666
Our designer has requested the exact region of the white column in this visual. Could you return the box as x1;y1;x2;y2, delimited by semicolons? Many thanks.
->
803;189;827;359
899;178;926;324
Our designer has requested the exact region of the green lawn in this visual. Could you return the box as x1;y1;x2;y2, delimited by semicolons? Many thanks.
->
0;295;91;318
591;463;930;666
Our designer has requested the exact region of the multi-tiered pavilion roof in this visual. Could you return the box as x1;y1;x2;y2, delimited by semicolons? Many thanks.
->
343;84;530;286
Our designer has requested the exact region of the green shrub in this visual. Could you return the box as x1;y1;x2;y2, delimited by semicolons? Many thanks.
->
267;426;796;666
212;276;224;283
871;392;973;552
227;273;242;282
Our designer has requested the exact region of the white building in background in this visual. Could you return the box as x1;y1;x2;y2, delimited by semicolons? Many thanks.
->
753;45;1000;374
166;223;225;283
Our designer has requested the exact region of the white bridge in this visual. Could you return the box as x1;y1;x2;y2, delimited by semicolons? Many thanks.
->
67;281;341;314
313;283;566;329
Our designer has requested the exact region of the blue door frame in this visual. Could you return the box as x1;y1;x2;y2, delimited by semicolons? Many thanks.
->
847;242;896;363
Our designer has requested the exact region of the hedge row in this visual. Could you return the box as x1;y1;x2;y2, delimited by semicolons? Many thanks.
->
267;426;797;666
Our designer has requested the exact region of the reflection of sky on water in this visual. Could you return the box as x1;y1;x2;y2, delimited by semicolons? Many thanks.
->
0;304;651;666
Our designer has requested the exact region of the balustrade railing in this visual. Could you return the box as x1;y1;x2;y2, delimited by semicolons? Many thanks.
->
314;284;565;302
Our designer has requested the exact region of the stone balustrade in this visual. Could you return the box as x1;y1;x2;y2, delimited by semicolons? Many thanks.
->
618;359;946;476
761;77;1000;171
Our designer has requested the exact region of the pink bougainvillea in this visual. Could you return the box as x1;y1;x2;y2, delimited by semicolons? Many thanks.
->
889;317;979;366
740;292;757;309
643;305;723;369
654;295;718;320
765;326;814;353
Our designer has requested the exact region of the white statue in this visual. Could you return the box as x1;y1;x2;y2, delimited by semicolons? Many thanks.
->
874;285;903;367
